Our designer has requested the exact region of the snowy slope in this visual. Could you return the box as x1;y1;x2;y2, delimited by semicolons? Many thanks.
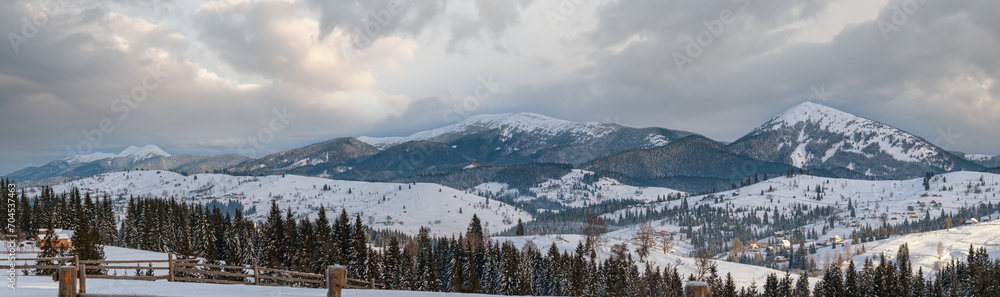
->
556;171;1000;281
791;220;1000;276
650;171;1000;232
38;171;531;237
495;232;816;289
473;169;687;208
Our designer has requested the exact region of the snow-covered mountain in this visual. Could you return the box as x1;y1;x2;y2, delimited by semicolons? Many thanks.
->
62;152;118;165
954;152;1000;168
359;112;696;166
728;102;984;179
115;144;171;162
4;145;248;185
41;171;530;236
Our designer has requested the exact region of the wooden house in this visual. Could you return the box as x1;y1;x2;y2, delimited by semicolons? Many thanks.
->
36;229;74;251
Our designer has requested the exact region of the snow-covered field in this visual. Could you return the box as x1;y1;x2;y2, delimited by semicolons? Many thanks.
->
474;169;686;208
35;171;531;237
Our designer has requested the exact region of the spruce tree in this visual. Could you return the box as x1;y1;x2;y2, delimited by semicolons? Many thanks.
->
69;194;106;274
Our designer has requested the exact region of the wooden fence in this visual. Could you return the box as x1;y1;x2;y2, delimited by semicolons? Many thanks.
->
10;254;384;296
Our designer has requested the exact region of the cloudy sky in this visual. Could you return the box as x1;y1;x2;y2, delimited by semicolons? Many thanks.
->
1;0;998;173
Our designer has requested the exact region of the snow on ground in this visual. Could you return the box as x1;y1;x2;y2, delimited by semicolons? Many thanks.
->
473;169;686;208
2;246;538;297
495;232;815;289
623;171;1000;247
7;276;531;297
2;246;180;277
34;171;531;237
583;171;1000;278
806;220;1000;275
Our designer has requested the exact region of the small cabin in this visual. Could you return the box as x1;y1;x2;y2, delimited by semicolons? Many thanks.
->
36;229;74;251
775;256;788;263
965;218;979;225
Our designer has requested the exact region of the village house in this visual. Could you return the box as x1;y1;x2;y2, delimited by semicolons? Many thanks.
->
36;229;74;251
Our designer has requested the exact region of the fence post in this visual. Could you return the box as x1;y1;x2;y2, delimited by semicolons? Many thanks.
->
253;259;259;285
326;265;346;297
58;266;77;297
684;281;711;297
78;263;86;293
168;253;174;282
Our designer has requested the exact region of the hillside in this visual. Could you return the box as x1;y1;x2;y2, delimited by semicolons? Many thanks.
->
584;135;794;191
38;171;531;236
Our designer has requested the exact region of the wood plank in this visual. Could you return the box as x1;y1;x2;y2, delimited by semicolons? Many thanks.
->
85;274;169;281
10;257;74;261
173;262;249;271
346;278;384;287
174;268;251;279
13;265;67;269
174;276;251;285
255;267;324;278
79;259;171;264
256;274;326;285
86;265;170;270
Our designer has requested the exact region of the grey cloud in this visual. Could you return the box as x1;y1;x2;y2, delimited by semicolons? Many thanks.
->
307;0;447;43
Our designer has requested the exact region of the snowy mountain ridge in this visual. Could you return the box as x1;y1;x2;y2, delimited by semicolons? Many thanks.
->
359;112;621;148
62;144;171;164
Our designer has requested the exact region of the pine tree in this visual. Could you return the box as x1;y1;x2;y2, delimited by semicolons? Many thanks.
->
795;272;811;297
844;261;859;297
314;206;332;272
263;200;285;268
69;194;106;274
515;218;526;236
350;214;369;281
36;221;63;275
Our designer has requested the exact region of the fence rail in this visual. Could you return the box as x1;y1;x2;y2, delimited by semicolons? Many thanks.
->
9;254;381;296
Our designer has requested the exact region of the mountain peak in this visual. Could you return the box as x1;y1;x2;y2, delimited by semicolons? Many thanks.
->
771;102;854;126
117;145;171;162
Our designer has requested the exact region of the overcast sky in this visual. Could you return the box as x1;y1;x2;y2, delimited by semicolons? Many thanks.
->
1;0;998;174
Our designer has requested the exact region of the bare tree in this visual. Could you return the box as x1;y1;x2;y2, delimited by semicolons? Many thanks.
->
936;241;946;272
660;233;675;254
634;222;655;262
693;249;716;281
583;214;607;251
944;217;953;231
